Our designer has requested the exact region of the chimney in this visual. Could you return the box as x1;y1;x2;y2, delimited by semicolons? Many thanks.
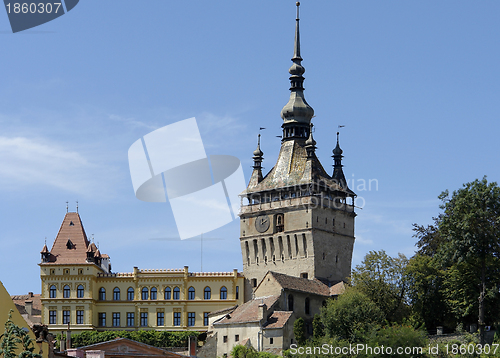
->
25;300;33;316
258;303;267;324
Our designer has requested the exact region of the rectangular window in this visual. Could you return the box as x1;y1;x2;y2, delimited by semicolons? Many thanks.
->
173;312;181;326
76;310;84;324
204;312;209;326
62;310;70;324
157;312;164;326
140;312;148;327
223;336;228;343
270;337;274;344
49;310;56;324
112;312;120;327
187;312;195;327
98;313;106;327
127;312;135;327
235;335;239;342
236;286;239;300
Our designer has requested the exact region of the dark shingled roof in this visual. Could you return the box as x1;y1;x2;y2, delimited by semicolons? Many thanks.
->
215;295;280;325
266;271;331;296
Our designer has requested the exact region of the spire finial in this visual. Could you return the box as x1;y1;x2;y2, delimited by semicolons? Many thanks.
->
66;201;68;213
305;123;316;158
76;200;78;213
280;2;314;138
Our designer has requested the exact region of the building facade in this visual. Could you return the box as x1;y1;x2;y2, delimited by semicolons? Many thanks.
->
39;212;244;333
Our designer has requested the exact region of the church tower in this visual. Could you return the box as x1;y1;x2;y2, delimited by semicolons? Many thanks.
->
239;3;356;300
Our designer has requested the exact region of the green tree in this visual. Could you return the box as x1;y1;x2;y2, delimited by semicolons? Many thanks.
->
438;177;500;344
293;317;306;345
311;314;323;340
405;254;455;330
320;288;385;342
351;250;409;323
0;311;41;358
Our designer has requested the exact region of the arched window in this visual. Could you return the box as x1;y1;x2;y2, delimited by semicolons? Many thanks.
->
150;287;157;300
141;287;149;300
127;287;134;300
288;294;294;311
113;287;120;301
99;287;106;301
77;285;84;298
220;286;227;300
63;285;70;298
49;285;56;298
164;287;171;300
173;287;180;300
188;287;195;300
204;287;211;300
305;297;310;315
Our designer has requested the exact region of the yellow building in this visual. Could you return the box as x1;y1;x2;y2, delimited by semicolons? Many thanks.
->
39;212;244;334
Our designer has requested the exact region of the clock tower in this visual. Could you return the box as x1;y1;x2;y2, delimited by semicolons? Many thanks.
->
239;3;356;300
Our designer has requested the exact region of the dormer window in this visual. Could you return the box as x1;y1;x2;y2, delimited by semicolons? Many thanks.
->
66;239;73;249
69;221;74;226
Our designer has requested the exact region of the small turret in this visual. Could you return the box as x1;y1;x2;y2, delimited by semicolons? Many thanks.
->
332;132;347;188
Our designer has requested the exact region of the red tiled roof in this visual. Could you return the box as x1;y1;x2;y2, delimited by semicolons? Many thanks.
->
215;295;280;325
11;293;42;314
42;212;108;265
263;311;292;329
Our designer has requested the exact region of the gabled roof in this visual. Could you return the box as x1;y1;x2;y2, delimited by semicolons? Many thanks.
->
260;271;331;297
214;295;280;325
11;293;42;313
77;337;187;358
329;281;346;296
263;311;293;329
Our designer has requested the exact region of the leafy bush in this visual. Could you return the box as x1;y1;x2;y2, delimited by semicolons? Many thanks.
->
69;330;200;348
293;318;306;345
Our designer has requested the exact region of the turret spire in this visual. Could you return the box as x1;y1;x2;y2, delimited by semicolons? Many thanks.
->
247;133;264;188
332;132;347;188
305;123;316;158
280;2;314;140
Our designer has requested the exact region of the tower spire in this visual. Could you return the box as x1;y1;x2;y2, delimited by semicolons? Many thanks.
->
305;123;316;158
332;132;347;188
280;2;314;140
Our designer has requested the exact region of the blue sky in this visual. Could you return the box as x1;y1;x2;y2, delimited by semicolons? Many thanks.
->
1;1;499;295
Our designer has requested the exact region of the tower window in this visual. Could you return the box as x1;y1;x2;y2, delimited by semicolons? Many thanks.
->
276;214;284;232
66;240;73;249
252;278;257;287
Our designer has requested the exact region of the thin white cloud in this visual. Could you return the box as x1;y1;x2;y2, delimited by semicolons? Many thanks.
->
0;136;115;196
108;114;158;130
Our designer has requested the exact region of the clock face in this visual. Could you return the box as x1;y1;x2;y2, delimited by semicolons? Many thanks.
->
255;215;270;233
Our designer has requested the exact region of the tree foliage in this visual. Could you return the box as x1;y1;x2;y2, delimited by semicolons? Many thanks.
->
320;289;385;342
293;317;306;345
231;345;279;358
0;311;41;358
69;330;200;348
351;250;409;323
